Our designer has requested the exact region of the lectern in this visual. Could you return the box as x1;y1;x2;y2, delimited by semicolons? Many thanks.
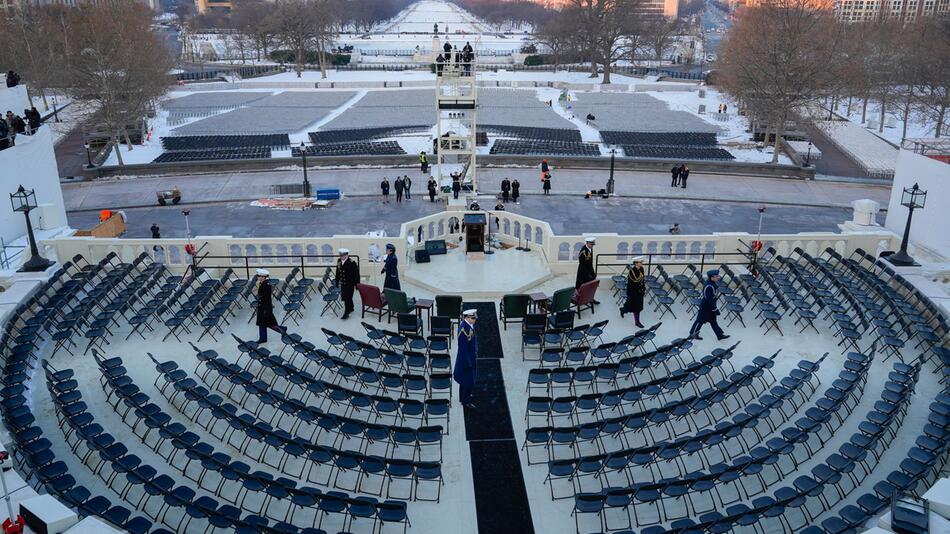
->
463;213;486;253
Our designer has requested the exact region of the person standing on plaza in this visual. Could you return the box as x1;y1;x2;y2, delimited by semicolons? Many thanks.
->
688;269;730;341
619;257;646;328
575;237;597;289
381;243;400;291
150;223;161;239
501;178;510;203
336;248;360;320
511;179;520;203
380;177;390;204
454;309;479;408
542;172;551;195
394;176;404;203
427;176;437;202
670;165;680;187
452;173;461;199
419;151;428;173
404;175;412;200
255;269;287;343
680;165;690;189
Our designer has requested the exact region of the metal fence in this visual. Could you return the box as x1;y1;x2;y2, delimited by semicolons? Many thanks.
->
595;251;755;277
195;253;360;280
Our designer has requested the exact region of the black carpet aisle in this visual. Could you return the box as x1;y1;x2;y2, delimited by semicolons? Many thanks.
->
462;301;535;534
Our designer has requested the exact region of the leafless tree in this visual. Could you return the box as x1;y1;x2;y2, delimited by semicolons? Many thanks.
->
644;17;680;61
569;0;645;84
915;19;950;137
270;0;339;78
719;0;845;163
64;0;173;165
232;0;276;61
537;9;584;70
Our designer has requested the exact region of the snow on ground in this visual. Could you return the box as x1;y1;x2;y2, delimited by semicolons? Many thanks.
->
29;94;92;146
833;100;944;145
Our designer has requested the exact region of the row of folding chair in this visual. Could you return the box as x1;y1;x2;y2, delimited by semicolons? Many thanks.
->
324;327;451;370
522;316;611;360
216;339;450;429
283;332;450;378
70;357;414;533
158;352;449;463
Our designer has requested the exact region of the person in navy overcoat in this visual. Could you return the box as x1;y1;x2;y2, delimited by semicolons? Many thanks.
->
688;269;731;341
454;309;478;407
381;243;400;290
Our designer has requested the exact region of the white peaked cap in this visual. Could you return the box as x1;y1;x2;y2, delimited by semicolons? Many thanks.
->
630;256;645;263
256;268;269;276
585;236;597;243
339;248;349;254
463;309;478;316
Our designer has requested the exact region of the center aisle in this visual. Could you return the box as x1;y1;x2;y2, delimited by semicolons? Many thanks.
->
462;301;535;534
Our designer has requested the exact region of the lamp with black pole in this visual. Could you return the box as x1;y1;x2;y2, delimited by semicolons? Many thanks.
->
300;141;311;198
10;185;54;273
887;183;927;267
520;221;531;252
484;208;495;255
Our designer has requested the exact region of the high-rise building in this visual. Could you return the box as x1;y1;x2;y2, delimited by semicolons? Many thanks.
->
834;0;950;21
640;0;680;18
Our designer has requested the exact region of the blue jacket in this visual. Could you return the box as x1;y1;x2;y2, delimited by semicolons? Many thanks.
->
453;320;477;389
697;279;720;320
382;253;400;290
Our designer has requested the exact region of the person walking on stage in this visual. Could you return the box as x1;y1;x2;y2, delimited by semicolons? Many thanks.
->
394;176;404;203
454;309;479;408
688;269;731;341
381;243;400;290
427;176;437;202
452;173;461;199
670;165;680;187
575;236;597;288
620;257;646;328
501;178;510;203
380;177;390;204
511;179;520;203
255;269;287;343
335;248;360;320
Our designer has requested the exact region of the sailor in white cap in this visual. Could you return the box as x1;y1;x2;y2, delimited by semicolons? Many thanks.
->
575;237;600;304
255;268;286;343
620;257;646;328
454;308;479;408
335;248;360;319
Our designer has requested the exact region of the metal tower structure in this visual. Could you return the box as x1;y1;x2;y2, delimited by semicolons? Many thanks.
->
434;51;478;199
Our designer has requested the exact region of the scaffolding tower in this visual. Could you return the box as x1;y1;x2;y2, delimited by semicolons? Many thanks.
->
434;54;478;199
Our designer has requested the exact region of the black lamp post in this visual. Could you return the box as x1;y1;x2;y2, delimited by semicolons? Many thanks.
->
888;183;927;267
84;141;93;168
804;141;812;167
10;185;53;272
607;149;616;196
300;142;311;198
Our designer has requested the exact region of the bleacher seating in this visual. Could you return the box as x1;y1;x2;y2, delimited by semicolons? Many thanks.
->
601;131;718;147
161;134;291;152
490;139;600;157
308;126;429;145
621;145;735;161
152;147;271;163
481;125;583;144
292;141;406;157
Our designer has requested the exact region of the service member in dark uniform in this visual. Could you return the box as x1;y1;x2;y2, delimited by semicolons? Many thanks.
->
620;257;646;328
381;243;400;291
453;309;478;408
689;269;731;341
255;269;286;343
335;248;360;319
575;237;597;289
427;177;437;202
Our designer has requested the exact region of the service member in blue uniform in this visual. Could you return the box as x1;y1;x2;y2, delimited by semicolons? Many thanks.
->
335;248;360;320
688;269;731;341
381;243;400;291
454;309;478;408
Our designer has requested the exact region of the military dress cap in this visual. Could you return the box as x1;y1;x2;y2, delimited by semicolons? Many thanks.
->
256;268;270;276
339;248;349;254
630;256;645;263
707;269;720;277
386;243;395;251
463;309;478;317
584;236;596;243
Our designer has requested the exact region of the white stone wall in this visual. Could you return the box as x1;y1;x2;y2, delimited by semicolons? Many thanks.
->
0;84;29;117
885;148;950;260
0;126;68;245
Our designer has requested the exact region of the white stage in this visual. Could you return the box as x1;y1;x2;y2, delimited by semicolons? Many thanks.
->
402;246;552;297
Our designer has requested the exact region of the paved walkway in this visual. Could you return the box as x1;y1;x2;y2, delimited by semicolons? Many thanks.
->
67;195;859;238
63;166;890;212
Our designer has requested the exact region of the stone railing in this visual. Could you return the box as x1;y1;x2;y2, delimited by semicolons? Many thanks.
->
43;211;899;280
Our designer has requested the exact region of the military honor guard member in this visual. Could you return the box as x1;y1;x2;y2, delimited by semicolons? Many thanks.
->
335;248;360;319
620;257;646;328
255;269;286;343
454;309;479;408
688;269;731;341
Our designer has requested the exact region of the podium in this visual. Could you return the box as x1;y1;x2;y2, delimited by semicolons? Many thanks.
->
463;213;486;254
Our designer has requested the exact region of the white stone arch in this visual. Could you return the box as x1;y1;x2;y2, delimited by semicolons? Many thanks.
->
534;227;543;245
260;244;274;264
661;241;673;257
428;222;435;238
229;244;242;265
321;244;334;262
438;220;445;236
572;242;583;260
675;241;687;258
306;244;319;263
503;219;511;235
514;221;521;239
558;242;571;261
617;242;629;262
524;224;533;242
646;242;658;255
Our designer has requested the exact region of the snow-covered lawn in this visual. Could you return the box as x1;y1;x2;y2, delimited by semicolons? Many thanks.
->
827;99;945;145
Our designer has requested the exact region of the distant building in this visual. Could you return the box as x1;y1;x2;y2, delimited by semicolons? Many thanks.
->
195;0;230;14
834;0;950;21
641;0;680;18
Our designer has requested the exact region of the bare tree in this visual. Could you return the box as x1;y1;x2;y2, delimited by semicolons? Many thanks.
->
915;19;950;137
231;0;276;61
719;0;845;163
65;0;173;165
537;9;584;70
569;0;645;84
271;0;323;78
644;17;680;61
